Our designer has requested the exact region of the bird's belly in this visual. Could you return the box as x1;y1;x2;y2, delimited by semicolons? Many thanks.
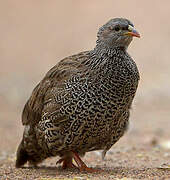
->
37;105;130;155
37;77;135;155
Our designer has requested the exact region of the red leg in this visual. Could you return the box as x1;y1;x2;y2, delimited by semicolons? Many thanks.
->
56;157;77;169
72;150;100;173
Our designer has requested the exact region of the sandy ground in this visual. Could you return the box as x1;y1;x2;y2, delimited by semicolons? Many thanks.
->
0;1;170;179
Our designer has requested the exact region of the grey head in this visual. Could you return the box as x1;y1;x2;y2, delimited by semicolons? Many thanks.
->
97;18;140;50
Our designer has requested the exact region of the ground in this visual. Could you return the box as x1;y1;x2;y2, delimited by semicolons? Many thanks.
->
0;1;170;179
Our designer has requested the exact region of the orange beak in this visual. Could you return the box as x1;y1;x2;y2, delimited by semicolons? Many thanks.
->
124;25;140;38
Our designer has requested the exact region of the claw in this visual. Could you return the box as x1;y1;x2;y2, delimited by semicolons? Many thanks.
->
56;157;77;169
72;150;102;173
57;151;102;172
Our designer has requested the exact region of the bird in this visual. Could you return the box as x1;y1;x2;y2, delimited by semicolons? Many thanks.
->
16;18;140;172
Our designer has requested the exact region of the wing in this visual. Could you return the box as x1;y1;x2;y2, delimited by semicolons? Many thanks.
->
22;51;90;126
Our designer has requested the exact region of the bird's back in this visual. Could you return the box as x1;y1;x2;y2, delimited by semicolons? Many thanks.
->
22;51;90;125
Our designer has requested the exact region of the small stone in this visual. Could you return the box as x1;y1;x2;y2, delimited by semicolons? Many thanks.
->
159;140;170;150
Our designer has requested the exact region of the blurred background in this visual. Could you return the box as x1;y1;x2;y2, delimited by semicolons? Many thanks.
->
0;0;170;159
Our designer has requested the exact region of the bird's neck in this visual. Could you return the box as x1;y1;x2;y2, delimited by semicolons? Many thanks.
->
84;45;127;70
92;44;127;59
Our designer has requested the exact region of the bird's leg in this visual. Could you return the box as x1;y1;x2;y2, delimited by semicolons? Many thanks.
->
56;156;77;169
72;150;99;173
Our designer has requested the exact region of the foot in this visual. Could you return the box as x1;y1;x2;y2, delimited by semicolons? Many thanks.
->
72;150;101;173
56;157;77;169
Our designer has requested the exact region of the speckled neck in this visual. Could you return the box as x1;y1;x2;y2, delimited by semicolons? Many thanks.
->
93;43;127;58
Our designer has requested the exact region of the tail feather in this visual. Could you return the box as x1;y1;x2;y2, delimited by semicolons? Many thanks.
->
16;139;29;168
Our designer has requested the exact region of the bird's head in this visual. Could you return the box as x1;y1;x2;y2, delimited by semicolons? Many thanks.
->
97;18;140;50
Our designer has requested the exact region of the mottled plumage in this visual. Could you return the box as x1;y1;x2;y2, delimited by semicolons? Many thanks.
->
16;18;140;171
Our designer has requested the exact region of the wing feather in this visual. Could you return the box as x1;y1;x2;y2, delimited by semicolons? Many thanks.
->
22;51;90;126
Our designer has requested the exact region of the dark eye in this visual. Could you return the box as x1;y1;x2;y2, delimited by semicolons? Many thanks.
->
114;25;120;32
122;25;128;30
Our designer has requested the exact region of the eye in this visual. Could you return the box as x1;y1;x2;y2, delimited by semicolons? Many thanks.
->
114;25;120;32
122;25;128;30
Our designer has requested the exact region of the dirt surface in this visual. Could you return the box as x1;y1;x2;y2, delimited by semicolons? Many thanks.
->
0;1;170;179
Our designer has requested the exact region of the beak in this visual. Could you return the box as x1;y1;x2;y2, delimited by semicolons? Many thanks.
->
124;25;140;38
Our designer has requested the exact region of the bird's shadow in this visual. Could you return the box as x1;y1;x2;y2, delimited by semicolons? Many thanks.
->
21;165;110;176
19;165;170;178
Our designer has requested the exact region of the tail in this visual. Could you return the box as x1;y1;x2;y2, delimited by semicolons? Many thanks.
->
16;136;47;168
16;139;29;168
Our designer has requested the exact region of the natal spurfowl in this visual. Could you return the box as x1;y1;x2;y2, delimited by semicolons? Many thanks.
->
16;18;140;172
